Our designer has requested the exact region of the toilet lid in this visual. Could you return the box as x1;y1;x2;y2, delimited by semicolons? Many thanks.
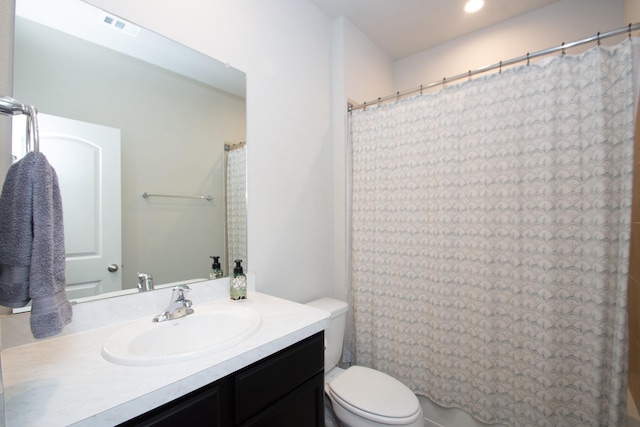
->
327;366;420;421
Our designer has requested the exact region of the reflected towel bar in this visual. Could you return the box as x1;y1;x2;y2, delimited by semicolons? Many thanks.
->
0;95;40;154
142;192;213;201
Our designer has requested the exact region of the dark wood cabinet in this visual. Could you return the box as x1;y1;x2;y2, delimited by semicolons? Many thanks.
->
239;372;324;427
119;331;324;427
117;379;233;427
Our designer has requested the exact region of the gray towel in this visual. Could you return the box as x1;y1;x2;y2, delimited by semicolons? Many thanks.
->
0;152;72;339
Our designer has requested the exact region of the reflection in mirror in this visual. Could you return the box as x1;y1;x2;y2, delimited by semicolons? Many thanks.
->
11;0;247;301
225;142;248;277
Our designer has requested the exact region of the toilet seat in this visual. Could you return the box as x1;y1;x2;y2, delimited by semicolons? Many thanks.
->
326;366;422;425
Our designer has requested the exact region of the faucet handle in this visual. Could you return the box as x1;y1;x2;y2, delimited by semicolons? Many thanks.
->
171;284;191;302
153;285;194;322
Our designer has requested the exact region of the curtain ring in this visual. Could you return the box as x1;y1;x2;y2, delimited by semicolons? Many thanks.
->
420;84;423;96
561;42;566;56
499;60;502;73
527;53;530;66
597;31;601;46
396;91;400;102
442;77;446;88
629;23;633;39
468;70;471;81
363;101;367;111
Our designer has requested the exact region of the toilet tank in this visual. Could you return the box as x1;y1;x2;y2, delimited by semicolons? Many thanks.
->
306;297;348;373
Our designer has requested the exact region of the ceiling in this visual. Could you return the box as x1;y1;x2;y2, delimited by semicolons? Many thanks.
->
309;0;562;60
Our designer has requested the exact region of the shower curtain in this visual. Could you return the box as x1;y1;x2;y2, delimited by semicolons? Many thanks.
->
349;40;635;426
225;145;248;275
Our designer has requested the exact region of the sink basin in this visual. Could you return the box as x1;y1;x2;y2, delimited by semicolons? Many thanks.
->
101;302;262;365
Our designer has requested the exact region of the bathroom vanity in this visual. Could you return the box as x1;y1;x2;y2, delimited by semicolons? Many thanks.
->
0;278;330;426
120;332;324;426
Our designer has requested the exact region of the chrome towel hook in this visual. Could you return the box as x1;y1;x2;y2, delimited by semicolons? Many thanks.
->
0;96;40;154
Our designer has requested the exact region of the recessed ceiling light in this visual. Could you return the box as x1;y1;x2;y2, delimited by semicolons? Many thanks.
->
464;0;485;13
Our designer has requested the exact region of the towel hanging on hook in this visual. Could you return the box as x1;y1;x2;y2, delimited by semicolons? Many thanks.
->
0;96;71;338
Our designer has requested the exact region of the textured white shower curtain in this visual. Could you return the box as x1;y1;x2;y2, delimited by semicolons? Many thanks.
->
349;41;635;426
226;146;247;275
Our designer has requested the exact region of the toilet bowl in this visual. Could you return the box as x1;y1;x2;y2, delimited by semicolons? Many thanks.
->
326;365;424;427
306;298;424;427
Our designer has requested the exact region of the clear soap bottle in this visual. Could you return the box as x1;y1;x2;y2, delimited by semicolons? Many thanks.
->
209;256;223;279
230;259;247;300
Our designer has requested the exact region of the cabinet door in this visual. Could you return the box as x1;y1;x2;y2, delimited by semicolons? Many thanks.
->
117;378;233;427
239;372;324;427
235;332;324;424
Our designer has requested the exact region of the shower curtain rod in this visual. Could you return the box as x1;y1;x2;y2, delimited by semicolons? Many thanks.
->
349;22;640;112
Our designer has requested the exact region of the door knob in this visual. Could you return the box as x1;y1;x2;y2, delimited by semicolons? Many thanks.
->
108;263;119;272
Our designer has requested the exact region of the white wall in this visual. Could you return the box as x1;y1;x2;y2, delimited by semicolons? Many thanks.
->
82;0;335;303
330;17;394;301
0;0;14;187
341;18;394;105
393;0;625;93
625;0;640;24
330;17;348;302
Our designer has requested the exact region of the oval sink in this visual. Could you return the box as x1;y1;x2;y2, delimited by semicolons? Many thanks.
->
101;303;262;365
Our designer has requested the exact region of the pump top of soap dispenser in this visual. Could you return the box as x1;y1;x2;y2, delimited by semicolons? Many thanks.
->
210;256;221;269
233;259;244;275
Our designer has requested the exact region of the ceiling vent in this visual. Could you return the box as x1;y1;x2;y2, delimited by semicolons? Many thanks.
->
99;12;140;38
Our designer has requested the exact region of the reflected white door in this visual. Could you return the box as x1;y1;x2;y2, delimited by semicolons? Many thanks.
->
12;114;122;299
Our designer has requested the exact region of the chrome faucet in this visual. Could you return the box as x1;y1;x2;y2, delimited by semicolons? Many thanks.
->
153;285;194;322
137;272;155;292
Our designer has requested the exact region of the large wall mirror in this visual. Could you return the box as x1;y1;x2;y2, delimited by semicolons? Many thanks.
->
11;0;247;301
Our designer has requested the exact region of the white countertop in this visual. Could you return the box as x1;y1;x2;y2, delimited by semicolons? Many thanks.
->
0;280;330;427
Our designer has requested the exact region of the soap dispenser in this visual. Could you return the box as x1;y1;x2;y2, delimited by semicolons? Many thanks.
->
230;259;247;300
209;256;223;279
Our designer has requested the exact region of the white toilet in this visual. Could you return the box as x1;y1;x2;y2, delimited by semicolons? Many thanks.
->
306;298;424;427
